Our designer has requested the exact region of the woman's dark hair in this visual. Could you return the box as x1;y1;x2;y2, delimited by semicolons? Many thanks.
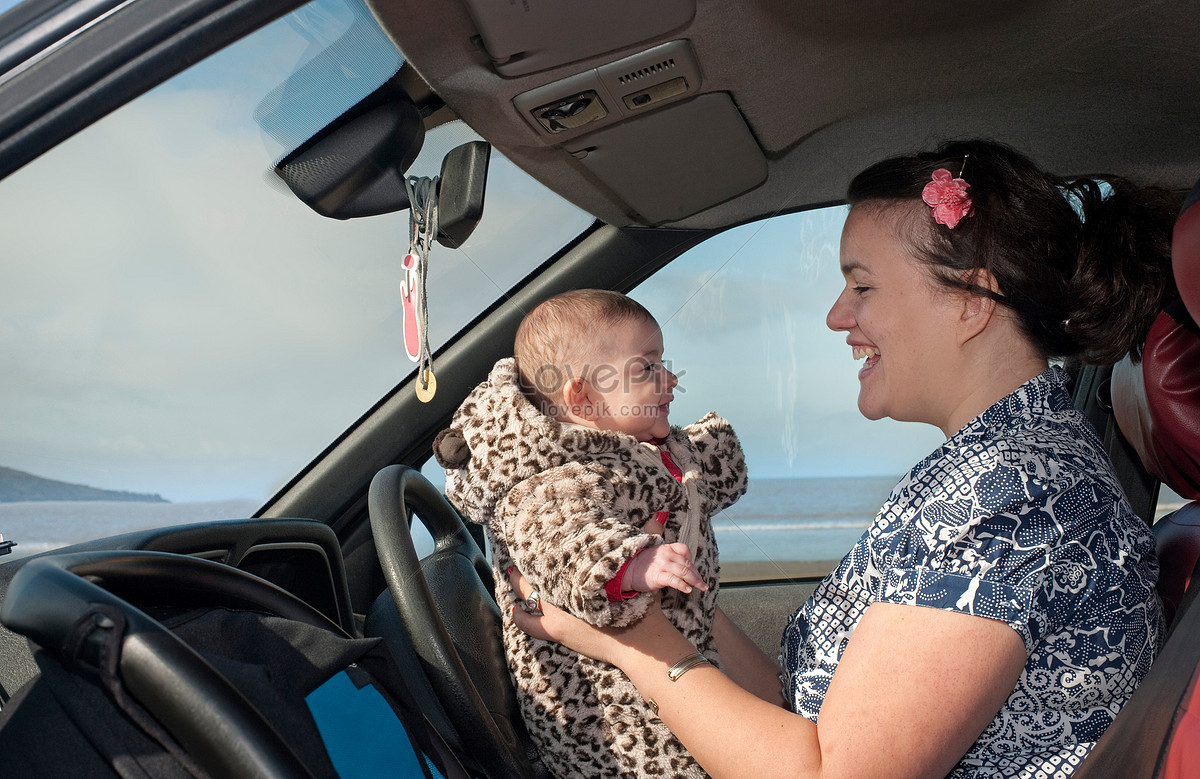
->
847;139;1179;363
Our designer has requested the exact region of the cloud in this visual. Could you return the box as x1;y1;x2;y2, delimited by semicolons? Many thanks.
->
636;207;944;483
0;6;937;507
0;57;591;501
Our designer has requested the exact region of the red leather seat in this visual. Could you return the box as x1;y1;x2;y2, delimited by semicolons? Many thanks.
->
1112;182;1200;625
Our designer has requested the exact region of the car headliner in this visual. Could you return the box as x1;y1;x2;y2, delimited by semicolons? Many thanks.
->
2;0;1198;227
372;0;1200;229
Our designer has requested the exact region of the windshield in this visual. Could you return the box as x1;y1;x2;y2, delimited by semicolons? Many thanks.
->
0;0;592;556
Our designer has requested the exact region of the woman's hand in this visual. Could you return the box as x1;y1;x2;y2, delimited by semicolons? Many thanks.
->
508;567;674;667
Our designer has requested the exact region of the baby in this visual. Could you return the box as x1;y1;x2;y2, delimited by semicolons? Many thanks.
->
433;289;747;779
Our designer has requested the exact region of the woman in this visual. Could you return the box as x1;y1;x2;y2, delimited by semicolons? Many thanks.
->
508;140;1176;778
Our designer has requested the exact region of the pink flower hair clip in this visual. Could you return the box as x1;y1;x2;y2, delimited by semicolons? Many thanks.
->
922;167;973;229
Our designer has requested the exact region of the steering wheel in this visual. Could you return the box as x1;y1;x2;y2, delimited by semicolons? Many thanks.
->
1;550;349;779
368;464;535;779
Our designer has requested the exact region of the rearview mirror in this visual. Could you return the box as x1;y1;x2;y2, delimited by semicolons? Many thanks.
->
272;88;491;247
436;141;491;248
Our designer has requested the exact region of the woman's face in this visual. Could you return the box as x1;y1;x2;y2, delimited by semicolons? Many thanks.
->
826;205;966;434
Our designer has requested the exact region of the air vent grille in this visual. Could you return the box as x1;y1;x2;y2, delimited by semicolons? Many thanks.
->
617;59;676;85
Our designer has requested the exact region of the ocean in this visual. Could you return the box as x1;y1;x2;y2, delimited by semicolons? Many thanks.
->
0;477;900;565
2;477;1187;566
0;499;261;560
713;476;898;563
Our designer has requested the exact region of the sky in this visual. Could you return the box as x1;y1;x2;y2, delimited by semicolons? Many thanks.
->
0;0;599;501
629;211;943;480
0;0;944;504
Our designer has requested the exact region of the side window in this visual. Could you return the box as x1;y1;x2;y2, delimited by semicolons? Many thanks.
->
631;207;944;578
1157;485;1188;520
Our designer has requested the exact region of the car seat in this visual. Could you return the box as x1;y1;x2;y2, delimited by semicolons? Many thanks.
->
1075;179;1200;778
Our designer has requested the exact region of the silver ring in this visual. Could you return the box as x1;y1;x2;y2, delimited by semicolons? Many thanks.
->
522;589;543;616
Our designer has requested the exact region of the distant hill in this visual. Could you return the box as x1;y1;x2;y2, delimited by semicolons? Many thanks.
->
0;466;168;503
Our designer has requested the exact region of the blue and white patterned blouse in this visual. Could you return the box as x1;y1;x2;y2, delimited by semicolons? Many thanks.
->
781;367;1164;778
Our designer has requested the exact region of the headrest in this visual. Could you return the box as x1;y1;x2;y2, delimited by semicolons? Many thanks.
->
1110;179;1200;500
1176;182;1200;320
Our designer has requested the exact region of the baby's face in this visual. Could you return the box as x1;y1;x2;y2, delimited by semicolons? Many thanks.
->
586;317;677;442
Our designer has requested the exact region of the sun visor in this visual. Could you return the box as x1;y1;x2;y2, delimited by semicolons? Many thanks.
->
562;93;766;225
460;0;694;77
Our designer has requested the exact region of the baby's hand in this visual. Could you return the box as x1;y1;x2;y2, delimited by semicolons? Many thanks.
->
621;543;708;595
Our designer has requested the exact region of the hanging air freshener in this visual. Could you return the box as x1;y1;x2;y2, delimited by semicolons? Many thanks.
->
402;175;439;403
400;251;422;363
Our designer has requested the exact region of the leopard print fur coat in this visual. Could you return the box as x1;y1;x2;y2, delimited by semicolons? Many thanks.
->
433;358;747;779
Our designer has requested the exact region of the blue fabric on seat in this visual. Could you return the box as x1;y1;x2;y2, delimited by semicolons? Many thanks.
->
306;669;444;779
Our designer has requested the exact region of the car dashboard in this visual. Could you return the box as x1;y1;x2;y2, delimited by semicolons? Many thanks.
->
0;517;355;707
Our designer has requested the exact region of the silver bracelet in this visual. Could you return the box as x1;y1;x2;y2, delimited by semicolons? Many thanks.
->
647;652;711;716
666;651;710;681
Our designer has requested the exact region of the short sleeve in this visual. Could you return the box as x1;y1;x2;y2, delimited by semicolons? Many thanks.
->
874;454;1078;652
882;566;1038;649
